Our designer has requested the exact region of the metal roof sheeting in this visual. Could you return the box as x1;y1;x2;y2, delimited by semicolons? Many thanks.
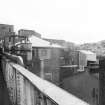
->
29;36;62;48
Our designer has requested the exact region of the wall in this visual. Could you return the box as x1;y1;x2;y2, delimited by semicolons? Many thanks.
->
1;58;56;105
32;47;63;85
31;48;41;76
62;71;99;105
18;29;41;38
0;24;14;33
68;50;79;65
44;48;62;84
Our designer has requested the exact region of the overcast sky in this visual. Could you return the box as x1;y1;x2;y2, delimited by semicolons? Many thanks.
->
0;0;105;44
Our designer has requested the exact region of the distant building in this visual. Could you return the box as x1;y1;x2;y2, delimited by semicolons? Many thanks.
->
43;38;66;46
78;50;97;71
18;29;41;38
62;71;99;105
43;38;76;50
0;24;14;38
28;35;63;85
0;24;14;32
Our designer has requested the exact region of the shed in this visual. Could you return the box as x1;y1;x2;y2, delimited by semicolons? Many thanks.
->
79;50;97;70
79;50;96;61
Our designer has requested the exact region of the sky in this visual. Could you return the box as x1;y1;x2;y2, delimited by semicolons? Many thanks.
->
0;0;105;44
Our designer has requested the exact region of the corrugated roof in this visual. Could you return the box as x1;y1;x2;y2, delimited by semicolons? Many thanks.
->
29;35;62;48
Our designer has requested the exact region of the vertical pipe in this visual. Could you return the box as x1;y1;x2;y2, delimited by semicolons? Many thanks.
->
40;59;46;105
40;60;44;79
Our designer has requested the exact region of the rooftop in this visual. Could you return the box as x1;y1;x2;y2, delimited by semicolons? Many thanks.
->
29;35;62;48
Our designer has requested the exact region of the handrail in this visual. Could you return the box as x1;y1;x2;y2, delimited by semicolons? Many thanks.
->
11;63;89;105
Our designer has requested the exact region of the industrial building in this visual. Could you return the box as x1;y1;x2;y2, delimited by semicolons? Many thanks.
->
18;31;64;85
0;24;105;105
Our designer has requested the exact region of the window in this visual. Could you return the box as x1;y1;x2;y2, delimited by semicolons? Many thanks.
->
39;49;51;60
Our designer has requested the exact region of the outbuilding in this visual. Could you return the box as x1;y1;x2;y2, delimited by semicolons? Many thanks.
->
78;50;97;70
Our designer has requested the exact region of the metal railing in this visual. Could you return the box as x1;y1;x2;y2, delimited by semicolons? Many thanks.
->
2;56;89;105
